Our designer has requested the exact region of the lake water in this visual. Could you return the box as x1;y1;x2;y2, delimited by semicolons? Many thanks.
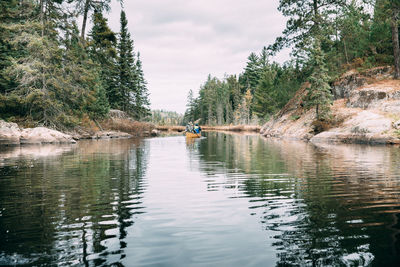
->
1;132;400;266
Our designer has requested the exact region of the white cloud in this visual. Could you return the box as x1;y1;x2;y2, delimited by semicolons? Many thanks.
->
106;0;290;113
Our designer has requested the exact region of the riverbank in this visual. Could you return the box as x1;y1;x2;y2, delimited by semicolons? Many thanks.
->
261;66;400;145
156;125;261;133
0;110;156;146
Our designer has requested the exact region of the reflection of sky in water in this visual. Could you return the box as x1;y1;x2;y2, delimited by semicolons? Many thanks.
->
1;134;400;266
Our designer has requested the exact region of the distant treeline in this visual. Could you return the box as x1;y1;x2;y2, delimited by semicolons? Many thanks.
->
0;0;150;129
184;0;400;125
150;110;184;126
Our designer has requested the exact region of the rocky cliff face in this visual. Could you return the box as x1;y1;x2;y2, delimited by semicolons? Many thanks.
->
261;66;400;144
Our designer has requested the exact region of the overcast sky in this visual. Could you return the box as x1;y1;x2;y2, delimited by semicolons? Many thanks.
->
105;0;290;114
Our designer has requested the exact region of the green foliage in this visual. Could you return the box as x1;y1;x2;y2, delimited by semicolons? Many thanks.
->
87;83;110;119
0;2;149;129
184;0;399;127
290;114;300;121
184;89;195;123
304;37;333;121
151;109;183;126
88;11;119;111
239;52;261;94
117;10;136;112
134;53;151;120
185;50;304;126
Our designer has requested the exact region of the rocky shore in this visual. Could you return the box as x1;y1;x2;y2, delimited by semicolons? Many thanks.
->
0;110;162;146
0;120;136;146
261;66;400;145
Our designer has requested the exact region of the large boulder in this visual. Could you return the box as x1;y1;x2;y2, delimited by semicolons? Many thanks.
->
20;127;76;144
0;120;21;145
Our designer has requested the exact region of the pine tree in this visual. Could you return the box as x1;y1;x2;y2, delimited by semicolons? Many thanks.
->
270;0;346;59
304;37;333;120
72;0;114;40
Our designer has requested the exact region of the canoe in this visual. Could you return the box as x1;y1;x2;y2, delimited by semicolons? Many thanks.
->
186;132;201;138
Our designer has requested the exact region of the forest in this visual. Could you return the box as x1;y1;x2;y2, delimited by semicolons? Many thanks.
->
0;0;150;130
184;0;400;126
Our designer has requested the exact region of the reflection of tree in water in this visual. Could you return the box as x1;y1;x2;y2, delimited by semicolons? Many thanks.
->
0;139;149;266
197;133;400;266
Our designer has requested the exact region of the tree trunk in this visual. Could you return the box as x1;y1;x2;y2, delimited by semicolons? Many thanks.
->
392;8;400;79
81;0;90;40
313;0;319;30
39;0;44;37
343;38;349;64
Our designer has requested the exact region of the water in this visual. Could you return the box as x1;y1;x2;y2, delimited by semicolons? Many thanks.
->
1;132;400;266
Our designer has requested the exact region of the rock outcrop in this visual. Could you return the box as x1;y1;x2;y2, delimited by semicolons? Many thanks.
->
261;66;400;144
0;121;21;145
0;120;76;145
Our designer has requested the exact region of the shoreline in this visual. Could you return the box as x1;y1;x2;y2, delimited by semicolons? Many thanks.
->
155;124;261;133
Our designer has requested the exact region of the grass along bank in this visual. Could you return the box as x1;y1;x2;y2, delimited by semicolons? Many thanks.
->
156;125;261;133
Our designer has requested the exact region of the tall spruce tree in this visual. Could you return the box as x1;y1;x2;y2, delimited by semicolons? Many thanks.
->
117;10;136;112
88;11;119;109
239;52;261;94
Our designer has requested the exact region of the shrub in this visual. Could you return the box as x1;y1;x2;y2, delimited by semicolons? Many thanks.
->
351;126;370;134
311;120;332;134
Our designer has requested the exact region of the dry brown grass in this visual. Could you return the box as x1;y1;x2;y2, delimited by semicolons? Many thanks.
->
101;118;155;136
201;125;261;132
155;124;261;133
358;79;400;92
156;125;185;132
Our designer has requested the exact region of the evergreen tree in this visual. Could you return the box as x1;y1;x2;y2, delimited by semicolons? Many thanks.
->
184;89;195;122
63;21;109;119
239;52;261;94
226;75;241;111
72;0;114;40
270;0;346;59
5;21;68;127
252;65;278;119
117;10;136;112
88;11;118;109
304;37;333;120
134;52;150;119
259;46;269;69
388;0;400;78
0;0;19;93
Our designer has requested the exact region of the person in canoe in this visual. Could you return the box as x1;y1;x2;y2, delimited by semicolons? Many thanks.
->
185;122;194;133
194;123;201;134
